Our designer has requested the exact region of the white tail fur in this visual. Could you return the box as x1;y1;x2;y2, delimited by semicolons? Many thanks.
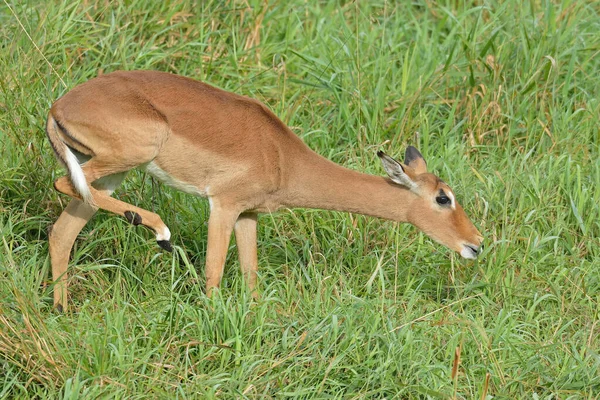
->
63;146;92;204
46;115;94;205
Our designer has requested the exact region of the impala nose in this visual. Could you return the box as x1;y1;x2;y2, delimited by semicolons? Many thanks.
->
460;243;480;259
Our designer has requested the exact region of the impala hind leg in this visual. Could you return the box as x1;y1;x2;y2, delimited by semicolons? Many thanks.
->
50;199;96;312
234;213;258;298
54;175;172;251
49;173;125;311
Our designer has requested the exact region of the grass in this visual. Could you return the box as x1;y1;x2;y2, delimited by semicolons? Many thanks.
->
1;0;599;397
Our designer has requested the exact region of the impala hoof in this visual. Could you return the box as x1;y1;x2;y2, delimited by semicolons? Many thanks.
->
157;240;173;252
124;211;142;225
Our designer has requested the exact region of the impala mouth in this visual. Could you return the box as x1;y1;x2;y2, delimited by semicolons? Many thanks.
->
460;243;480;260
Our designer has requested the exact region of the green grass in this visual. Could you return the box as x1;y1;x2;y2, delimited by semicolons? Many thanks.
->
1;0;599;398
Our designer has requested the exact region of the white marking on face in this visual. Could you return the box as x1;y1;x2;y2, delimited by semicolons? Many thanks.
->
145;162;206;197
446;189;456;210
460;245;477;259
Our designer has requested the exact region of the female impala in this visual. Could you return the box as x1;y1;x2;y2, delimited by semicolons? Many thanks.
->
46;70;483;311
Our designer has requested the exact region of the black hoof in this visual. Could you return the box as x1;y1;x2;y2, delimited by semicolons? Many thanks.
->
56;303;64;313
157;240;173;252
124;211;142;225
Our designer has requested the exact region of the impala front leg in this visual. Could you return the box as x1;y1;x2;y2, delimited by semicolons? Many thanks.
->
234;213;259;297
205;205;240;297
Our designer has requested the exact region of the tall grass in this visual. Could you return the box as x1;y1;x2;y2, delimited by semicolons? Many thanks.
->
1;0;599;398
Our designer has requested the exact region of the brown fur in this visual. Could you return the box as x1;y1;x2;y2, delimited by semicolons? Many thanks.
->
46;70;482;311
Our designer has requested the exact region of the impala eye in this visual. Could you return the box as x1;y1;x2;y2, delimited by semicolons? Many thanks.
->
436;191;451;206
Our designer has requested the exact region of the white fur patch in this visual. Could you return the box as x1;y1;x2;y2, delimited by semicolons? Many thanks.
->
460;245;478;259
64;146;92;204
145;162;206;196
447;190;456;210
156;226;171;241
94;173;126;195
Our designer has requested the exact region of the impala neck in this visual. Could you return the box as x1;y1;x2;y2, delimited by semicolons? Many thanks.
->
282;150;415;222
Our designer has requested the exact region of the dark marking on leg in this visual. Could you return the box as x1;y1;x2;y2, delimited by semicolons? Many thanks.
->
56;303;64;313
124;211;142;225
157;240;173;252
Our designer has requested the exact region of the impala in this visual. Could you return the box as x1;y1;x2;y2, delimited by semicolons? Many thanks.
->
46;70;483;311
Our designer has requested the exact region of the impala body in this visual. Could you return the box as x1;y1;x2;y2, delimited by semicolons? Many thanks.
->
46;70;482;311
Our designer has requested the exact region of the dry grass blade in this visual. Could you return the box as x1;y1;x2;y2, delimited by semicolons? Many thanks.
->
0;289;71;388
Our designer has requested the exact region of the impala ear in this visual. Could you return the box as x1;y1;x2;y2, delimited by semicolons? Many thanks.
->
404;146;427;174
377;150;418;190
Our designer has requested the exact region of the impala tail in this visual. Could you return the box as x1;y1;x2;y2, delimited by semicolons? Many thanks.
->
45;114;93;205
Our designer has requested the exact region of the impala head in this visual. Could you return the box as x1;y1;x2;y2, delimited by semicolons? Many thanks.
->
378;146;483;259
